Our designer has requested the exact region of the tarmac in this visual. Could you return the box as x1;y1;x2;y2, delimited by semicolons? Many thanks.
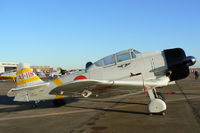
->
0;75;200;133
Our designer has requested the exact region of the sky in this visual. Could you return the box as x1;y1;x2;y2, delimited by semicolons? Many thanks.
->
0;0;199;69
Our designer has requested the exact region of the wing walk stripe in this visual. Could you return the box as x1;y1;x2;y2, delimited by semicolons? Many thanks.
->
52;79;64;86
16;76;41;86
16;68;32;75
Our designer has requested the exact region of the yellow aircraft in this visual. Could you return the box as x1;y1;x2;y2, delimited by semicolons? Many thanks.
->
0;69;16;82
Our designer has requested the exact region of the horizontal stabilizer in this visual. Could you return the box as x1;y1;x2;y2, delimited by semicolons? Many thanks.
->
7;82;49;97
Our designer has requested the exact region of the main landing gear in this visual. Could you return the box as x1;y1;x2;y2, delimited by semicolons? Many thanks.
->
53;99;66;107
81;90;92;98
147;87;166;115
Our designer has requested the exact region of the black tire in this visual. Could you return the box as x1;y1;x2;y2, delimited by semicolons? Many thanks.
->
157;92;165;101
53;99;66;107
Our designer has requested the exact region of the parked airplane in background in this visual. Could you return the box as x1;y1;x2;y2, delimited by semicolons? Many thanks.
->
7;48;196;114
0;69;17;81
49;67;68;78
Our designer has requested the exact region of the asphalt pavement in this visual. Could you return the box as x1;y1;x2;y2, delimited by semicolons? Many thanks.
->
0;76;200;133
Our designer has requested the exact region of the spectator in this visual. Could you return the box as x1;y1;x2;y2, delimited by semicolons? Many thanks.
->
195;71;199;80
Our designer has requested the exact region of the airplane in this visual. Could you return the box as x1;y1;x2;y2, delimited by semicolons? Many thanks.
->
0;69;17;82
7;48;196;114
49;67;68;78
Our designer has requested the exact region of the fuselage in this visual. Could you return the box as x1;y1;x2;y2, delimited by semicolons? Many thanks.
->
26;49;168;101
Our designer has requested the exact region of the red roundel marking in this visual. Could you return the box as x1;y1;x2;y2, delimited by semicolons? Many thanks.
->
74;75;87;81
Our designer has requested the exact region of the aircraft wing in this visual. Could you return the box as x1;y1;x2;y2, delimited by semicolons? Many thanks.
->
51;77;171;96
51;79;114;93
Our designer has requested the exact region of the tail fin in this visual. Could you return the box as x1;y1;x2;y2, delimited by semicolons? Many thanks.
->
15;63;44;88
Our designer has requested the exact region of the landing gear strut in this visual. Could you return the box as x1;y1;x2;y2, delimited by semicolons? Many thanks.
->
33;101;40;108
147;87;166;114
157;92;165;101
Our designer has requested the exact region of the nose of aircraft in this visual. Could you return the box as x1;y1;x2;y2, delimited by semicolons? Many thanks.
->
185;56;196;66
164;48;195;81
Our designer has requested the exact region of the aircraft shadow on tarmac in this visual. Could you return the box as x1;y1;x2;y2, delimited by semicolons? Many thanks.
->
3;92;200;115
65;98;150;115
66;91;200;115
66;104;150;115
80;98;147;106
162;92;200;96
0;95;149;115
0;95;79;113
0;96;143;107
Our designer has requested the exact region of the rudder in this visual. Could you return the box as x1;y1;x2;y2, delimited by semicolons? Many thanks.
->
15;63;44;88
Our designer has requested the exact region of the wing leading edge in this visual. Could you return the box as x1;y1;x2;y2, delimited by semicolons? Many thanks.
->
51;77;171;96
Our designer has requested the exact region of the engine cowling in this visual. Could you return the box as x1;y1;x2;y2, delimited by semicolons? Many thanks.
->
164;48;196;81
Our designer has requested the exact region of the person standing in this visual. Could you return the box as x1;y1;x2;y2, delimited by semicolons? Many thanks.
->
195;70;199;80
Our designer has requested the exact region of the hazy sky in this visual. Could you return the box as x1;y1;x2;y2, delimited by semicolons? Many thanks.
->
0;0;199;69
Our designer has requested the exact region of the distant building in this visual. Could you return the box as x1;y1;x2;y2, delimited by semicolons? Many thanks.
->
30;66;54;74
0;62;19;73
0;62;54;76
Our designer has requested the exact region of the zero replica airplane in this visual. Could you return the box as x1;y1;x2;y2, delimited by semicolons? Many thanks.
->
7;48;196;114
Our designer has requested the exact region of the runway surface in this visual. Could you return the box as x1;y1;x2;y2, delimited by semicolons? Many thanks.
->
0;76;200;133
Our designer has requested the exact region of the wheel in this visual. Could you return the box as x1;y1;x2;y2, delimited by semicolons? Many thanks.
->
81;90;92;98
148;99;167;113
53;99;66;107
162;112;166;116
157;92;165;101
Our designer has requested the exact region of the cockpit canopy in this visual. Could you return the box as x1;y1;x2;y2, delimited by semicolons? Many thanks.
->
86;49;141;71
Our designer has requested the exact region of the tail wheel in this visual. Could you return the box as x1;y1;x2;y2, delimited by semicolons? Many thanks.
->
157;92;165;101
53;99;66;107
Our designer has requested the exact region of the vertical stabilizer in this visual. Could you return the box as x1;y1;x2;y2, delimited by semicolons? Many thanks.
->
15;63;44;88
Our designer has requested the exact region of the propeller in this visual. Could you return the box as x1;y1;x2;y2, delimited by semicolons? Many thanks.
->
185;56;196;66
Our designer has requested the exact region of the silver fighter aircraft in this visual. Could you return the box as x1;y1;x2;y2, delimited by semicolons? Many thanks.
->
7;48;196;114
